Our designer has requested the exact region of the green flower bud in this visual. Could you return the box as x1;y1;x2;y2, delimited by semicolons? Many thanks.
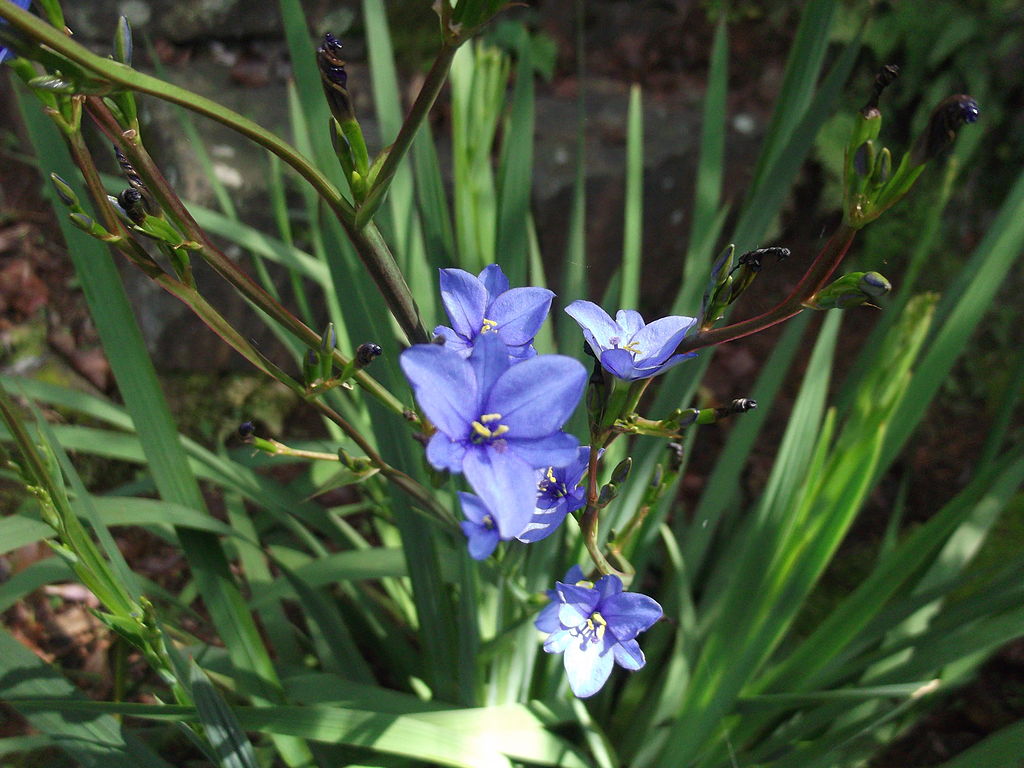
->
50;173;79;208
804;271;891;310
114;16;132;66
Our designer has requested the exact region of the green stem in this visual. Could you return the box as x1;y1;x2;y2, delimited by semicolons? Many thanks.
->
356;42;459;229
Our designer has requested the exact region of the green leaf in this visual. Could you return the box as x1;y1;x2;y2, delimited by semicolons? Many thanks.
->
189;661;260;768
0;630;174;768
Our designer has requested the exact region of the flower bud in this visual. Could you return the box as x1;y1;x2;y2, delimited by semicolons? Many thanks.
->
117;188;148;225
302;349;320;387
355;342;382;367
597;483;618;507
726;247;789;306
610;457;632;485
114;16;133;66
700;243;735;326
50;173;79;208
804;271;891;310
115;147;146;191
853;141;874;178
729;398;757;413
317;33;355;123
910;95;979;166
666;441;685;471
870;147;892;188
69;212;112;239
237;421;255;439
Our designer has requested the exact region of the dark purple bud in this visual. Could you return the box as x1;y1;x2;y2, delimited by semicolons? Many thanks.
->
117;188;147;224
115;147;145;190
238;421;255;438
355;342;382;367
853;142;871;177
597;483;618;507
911;95;979;165
730;398;757;413
610;457;632;485
667;441;685;469
317;32;355;122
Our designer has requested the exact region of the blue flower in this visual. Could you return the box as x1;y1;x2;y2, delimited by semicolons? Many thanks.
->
434;265;554;362
537;572;663;698
565;300;698;380
1;0;32;64
517;446;592;543
458;492;501;560
401;334;586;537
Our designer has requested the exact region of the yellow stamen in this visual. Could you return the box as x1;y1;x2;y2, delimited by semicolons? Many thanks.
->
481;318;498;334
622;340;642;354
479;413;502;423
592;611;607;640
471;421;492;438
545;467;557;484
491;424;510;437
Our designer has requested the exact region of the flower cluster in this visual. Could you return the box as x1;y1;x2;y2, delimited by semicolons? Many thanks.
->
536;566;663;698
402;265;684;697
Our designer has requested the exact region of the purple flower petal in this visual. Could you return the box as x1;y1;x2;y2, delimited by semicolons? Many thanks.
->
468;333;512;395
556;582;601;626
615;309;646;338
601;592;663;642
488;287;554;346
516;505;570;542
599;348;639;380
478;264;509;298
439;268;487;340
612;638;646;670
565;300;620;351
508;432;580;469
457;492;489;524
564;635;615;698
463;447;538;537
563;565;586;584
535;601;562;633
632;315;696;366
487;355;587;438
400;344;478;436
543;628;573;654
425;432;466;472
635;351;697;377
506;342;538;362
433;325;472;354
594;574;624;601
461;521;500;560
